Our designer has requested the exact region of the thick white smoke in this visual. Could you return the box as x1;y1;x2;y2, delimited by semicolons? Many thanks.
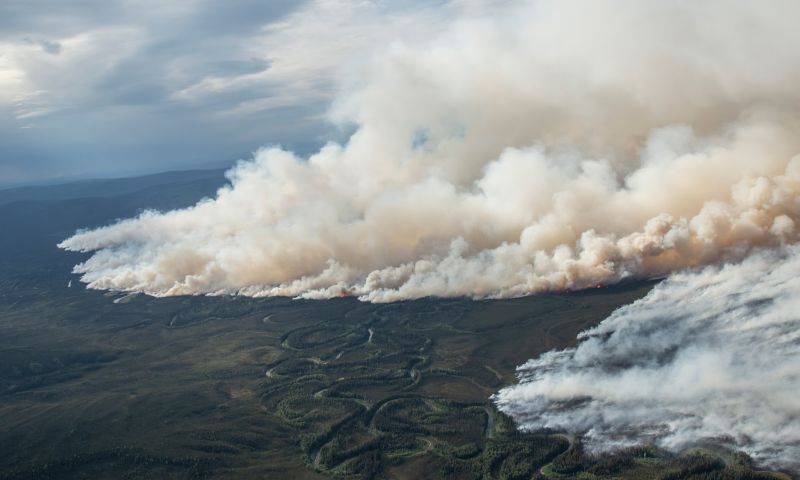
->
494;247;800;470
60;0;800;302
58;1;800;466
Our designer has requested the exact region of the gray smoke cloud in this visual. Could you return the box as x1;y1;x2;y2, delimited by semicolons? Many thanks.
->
59;0;800;302
494;247;800;470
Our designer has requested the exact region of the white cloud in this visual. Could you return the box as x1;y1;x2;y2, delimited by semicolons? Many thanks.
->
173;0;461;118
1;0;453;123
0;0;459;182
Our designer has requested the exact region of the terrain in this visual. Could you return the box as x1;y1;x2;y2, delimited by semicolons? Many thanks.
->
0;171;791;479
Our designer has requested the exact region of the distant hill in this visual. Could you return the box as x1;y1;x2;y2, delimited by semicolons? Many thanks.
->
0;168;227;206
0;168;228;287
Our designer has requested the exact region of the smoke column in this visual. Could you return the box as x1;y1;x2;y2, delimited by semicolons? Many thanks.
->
494;247;800;470
60;0;800;302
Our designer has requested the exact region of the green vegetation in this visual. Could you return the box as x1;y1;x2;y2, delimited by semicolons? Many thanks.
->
1;278;790;479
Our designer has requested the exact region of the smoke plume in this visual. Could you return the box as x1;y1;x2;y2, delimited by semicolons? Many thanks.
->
494;247;800;470
58;0;800;466
59;0;800;302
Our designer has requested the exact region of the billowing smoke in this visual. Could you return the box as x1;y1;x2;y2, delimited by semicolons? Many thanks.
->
58;0;800;466
494;247;800;470
59;0;800;302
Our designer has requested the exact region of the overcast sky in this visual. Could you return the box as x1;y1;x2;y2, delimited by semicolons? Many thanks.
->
0;0;472;186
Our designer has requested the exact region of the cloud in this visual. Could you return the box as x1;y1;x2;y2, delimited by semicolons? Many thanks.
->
20;37;61;55
59;0;800;302
494;247;800;470
0;0;450;183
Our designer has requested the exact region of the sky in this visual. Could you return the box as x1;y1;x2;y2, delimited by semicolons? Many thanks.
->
0;0;466;186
